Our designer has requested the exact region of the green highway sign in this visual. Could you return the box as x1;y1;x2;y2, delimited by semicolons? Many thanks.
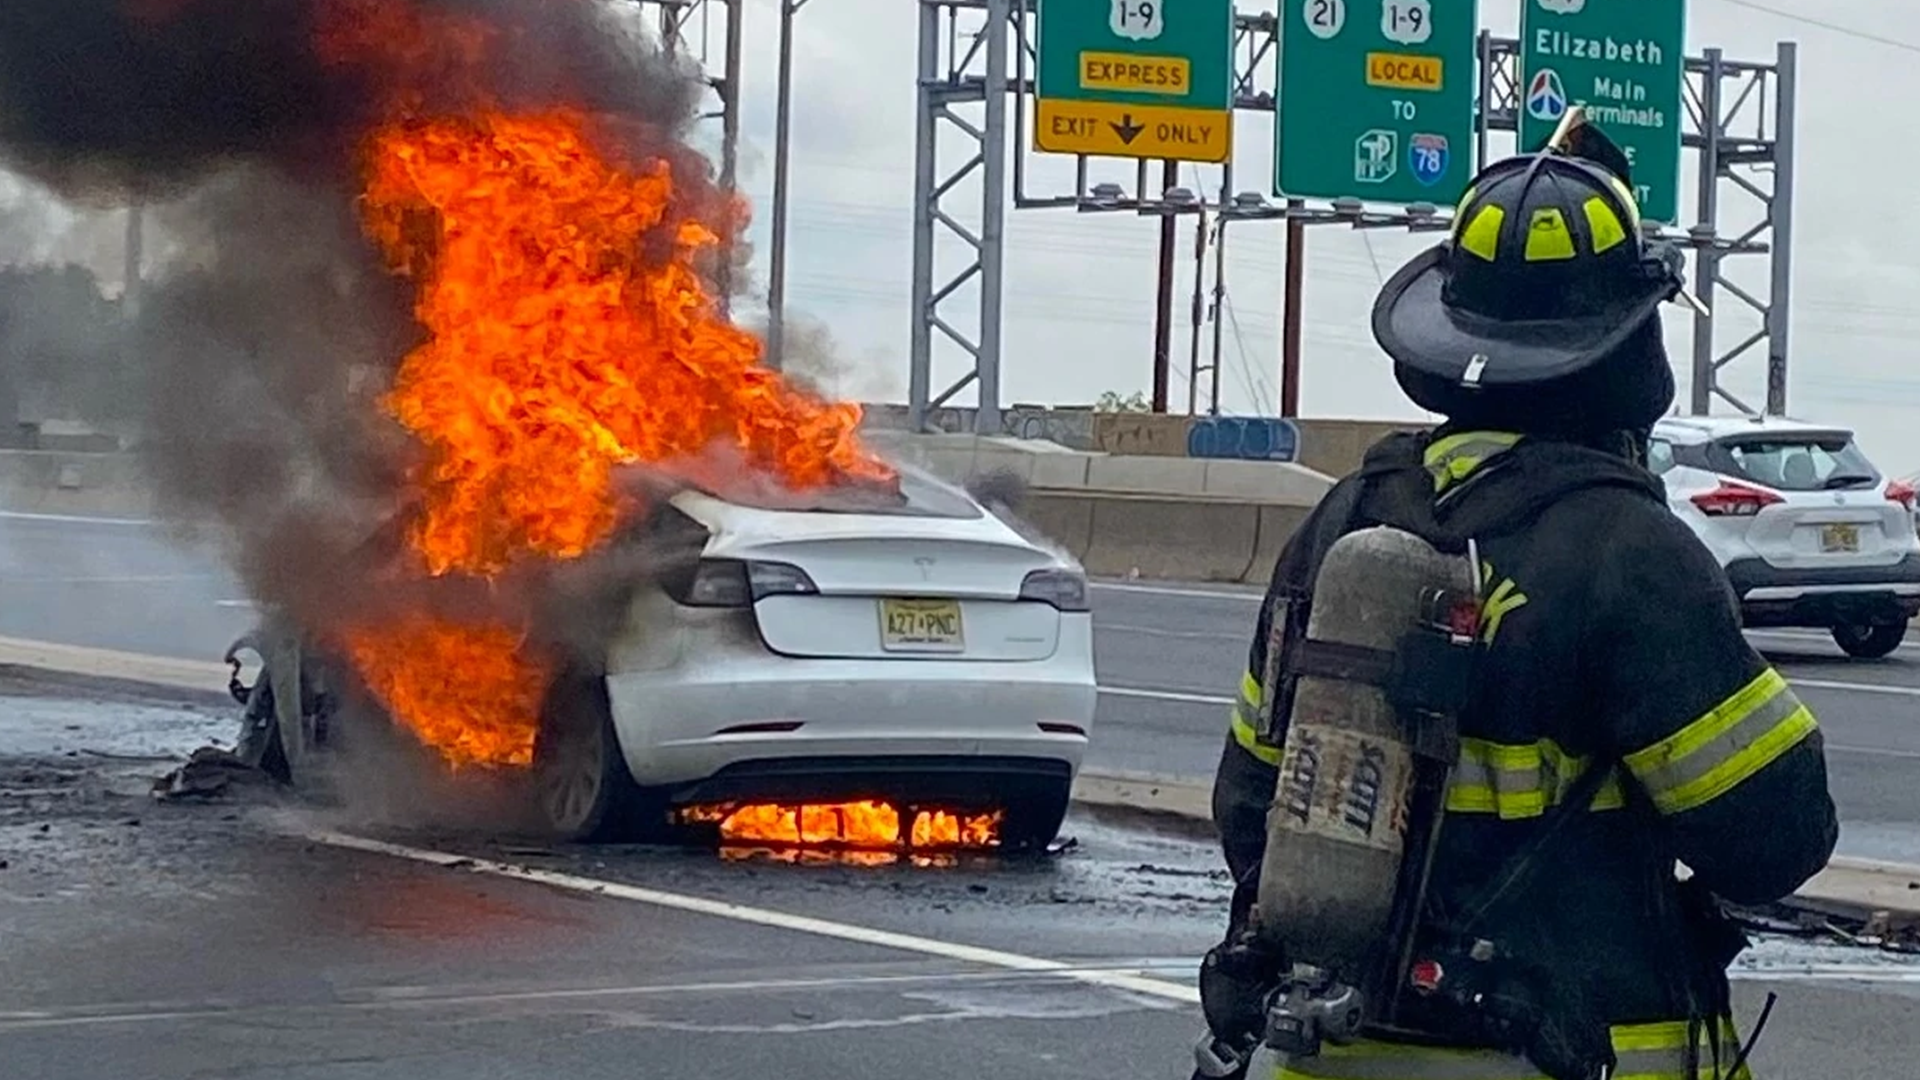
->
1274;0;1480;205
1034;0;1235;163
1519;0;1687;224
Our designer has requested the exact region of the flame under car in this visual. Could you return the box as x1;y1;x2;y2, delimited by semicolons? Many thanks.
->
530;465;1097;850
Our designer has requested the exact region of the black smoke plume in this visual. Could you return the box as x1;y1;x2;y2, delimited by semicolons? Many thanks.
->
0;1;732;809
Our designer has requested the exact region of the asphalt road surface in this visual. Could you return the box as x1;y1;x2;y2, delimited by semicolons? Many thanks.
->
2;679;1918;1080
3;510;1919;861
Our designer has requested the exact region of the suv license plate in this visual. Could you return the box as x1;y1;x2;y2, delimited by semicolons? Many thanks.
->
1821;523;1861;553
879;598;964;652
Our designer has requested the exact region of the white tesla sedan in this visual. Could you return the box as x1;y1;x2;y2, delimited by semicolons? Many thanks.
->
532;464;1098;847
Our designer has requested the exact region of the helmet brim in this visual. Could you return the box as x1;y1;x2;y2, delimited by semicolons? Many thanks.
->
1371;245;1672;387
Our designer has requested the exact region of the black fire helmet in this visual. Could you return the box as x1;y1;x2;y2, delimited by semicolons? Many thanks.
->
1370;115;1688;408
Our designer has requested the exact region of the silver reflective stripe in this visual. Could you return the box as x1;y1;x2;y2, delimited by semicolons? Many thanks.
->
1626;669;1816;814
1446;739;1624;818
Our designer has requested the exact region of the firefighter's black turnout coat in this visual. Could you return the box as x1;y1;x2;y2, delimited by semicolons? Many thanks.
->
1210;428;1839;1070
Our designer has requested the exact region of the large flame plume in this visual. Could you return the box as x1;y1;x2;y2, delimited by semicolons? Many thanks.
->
0;0;890;770
317;1;889;767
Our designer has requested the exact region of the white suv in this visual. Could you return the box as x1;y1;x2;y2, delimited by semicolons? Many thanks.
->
1649;416;1920;658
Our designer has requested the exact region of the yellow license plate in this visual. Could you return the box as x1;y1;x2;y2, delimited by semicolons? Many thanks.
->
1821;523;1861;553
879;598;964;652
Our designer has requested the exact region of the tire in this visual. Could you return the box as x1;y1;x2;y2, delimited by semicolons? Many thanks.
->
1832;621;1907;659
270;647;318;785
532;675;662;842
999;779;1073;852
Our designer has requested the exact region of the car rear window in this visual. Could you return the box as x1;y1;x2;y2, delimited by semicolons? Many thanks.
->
1711;434;1881;492
701;466;982;519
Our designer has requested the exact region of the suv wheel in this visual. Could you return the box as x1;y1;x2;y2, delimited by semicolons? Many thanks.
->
1832;621;1908;659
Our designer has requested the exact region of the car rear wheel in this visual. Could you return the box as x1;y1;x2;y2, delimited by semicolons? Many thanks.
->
1832;621;1908;659
533;675;663;842
999;780;1072;852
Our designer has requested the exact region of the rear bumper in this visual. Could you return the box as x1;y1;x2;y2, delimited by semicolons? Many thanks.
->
1727;554;1920;626
603;655;1096;793
665;754;1075;808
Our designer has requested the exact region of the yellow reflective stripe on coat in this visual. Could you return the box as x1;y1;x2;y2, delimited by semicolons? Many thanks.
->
1275;1018;1751;1080
1230;670;1280;766
1423;431;1522;492
1445;737;1626;819
1624;667;1819;815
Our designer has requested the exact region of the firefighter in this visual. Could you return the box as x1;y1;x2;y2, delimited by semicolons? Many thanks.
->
1198;119;1839;1080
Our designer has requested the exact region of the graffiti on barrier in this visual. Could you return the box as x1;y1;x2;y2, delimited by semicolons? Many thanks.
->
1186;416;1300;462
1091;413;1190;456
860;404;1302;463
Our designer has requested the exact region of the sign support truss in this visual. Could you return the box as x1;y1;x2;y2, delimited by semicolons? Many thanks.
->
637;0;745;307
907;0;1800;428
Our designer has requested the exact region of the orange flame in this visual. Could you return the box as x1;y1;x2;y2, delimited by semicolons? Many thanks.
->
312;1;890;767
689;801;1004;849
340;616;548;768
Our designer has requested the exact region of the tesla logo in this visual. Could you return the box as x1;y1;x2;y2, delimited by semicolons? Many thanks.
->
1833;493;1846;505
914;557;936;580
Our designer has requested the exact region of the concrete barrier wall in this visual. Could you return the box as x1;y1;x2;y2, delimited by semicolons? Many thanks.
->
0;450;154;518
0;445;1329;585
862;404;1429;480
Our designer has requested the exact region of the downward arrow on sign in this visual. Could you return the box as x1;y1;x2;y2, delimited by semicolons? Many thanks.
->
1109;114;1144;144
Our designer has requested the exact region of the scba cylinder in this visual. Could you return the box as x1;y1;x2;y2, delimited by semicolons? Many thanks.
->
1253;526;1474;981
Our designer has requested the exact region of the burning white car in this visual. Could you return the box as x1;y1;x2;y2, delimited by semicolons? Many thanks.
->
532;464;1097;850
230;464;1097;853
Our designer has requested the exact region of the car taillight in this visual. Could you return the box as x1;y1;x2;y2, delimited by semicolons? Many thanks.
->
1690;481;1784;518
1887;479;1916;510
674;559;817;607
1019;568;1089;611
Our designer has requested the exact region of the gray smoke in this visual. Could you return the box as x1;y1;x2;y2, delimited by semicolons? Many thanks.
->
0;0;752;823
0;0;722;641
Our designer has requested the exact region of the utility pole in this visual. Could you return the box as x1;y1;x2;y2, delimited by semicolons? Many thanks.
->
1185;201;1209;415
765;0;805;371
716;0;744;316
1208;203;1228;416
1279;203;1305;418
1149;159;1179;413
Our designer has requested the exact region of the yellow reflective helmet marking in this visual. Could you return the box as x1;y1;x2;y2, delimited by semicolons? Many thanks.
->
1458;204;1504;262
1584;195;1628;254
1523;207;1577;262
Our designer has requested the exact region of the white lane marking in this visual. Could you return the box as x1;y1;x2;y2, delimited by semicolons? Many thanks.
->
1100;676;1920;707
1827;743;1920;761
215;599;257;609
1096;623;1242;642
1796;678;1920;700
309;831;1199;1005
0;574;214;585
1099;686;1920;757
1747;629;1920;656
1100;686;1231;706
0;966;1186;1031
1737;967;1920;984
0;510;158;527
1090;581;1262;603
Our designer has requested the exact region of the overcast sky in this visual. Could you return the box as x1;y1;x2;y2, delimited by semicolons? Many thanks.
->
706;0;1920;471
4;0;1916;471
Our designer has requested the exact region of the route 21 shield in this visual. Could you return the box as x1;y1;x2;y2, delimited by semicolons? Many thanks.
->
1409;133;1448;187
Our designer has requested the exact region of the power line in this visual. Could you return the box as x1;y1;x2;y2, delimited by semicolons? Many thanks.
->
1712;0;1920;54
